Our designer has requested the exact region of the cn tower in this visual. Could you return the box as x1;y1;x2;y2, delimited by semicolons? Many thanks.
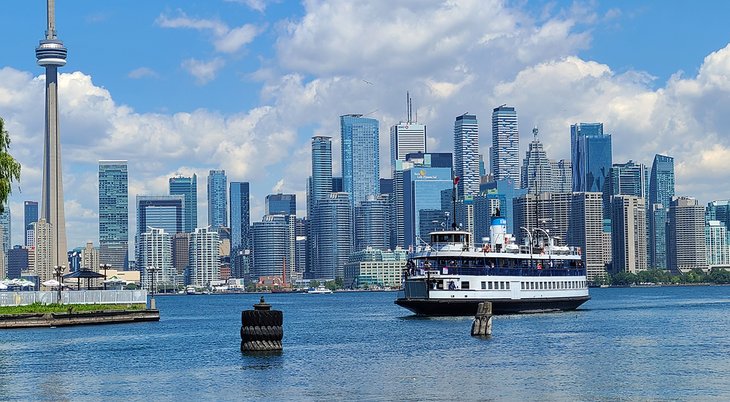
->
36;0;68;268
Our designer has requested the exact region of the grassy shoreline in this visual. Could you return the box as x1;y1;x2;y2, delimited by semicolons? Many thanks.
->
0;303;146;315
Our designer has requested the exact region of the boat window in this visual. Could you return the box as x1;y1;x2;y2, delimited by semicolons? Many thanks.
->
500;282;505;290
481;281;486;290
506;282;510;290
461;281;470;289
488;282;493;290
521;282;525;290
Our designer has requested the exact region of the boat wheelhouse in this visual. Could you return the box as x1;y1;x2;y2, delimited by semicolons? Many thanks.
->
395;216;590;316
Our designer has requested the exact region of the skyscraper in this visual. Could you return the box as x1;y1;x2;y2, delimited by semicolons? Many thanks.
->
648;154;675;269
571;123;612;194
310;136;333;219
608;161;648;201
403;165;453;249
390;122;426;171
491;105;519;188
229;182;251;251
36;0;68;269
34;218;54;282
610;195;647;273
252;215;294;280
706;220;729;266
312;193;352;280
341;114;380;207
170;174;198;233
139;228;174;291
454;114;479;199
24;201;38;247
189;227;220;287
354;195;390;251
99;160;128;270
521;127;551;194
266;194;296;216
207;170;227;229
649;154;675;208
667;197;706;273
569;192;607;283
0;209;9;265
136;195;184;270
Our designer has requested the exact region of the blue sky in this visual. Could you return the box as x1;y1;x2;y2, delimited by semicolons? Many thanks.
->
2;0;730;249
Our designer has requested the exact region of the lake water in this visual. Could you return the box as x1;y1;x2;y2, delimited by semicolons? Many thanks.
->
0;286;728;401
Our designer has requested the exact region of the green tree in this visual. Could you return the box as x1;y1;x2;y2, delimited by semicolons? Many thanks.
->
0;117;22;212
309;280;320;288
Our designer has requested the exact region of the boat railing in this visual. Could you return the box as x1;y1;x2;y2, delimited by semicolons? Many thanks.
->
408;266;586;278
415;243;582;256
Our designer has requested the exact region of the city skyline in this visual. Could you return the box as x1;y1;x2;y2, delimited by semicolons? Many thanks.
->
2;1;730;248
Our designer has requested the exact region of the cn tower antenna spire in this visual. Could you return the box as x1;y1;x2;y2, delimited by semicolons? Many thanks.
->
46;0;56;39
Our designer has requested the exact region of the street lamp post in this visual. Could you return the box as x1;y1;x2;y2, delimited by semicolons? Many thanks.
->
100;264;110;290
147;266;159;310
53;265;65;304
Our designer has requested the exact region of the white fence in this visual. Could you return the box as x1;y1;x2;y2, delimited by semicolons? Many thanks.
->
0;290;148;307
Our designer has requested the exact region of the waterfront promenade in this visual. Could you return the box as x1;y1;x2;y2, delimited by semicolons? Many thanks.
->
0;286;728;400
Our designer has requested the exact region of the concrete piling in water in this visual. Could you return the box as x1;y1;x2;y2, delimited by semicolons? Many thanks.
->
471;302;492;337
241;297;283;352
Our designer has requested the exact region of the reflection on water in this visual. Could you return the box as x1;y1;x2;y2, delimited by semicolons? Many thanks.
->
0;286;727;400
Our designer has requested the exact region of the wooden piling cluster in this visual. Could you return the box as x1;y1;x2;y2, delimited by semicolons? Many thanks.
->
470;301;493;337
240;297;283;352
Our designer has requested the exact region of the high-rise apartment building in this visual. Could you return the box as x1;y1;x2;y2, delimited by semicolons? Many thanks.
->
207;170;227;229
99;160;129;270
172;232;190;286
667;197;707;273
649;204;669;269
706;220;729;266
341;114;380;207
189;227;220;287
310;136;332;210
312;193;352;280
706;200;730;233
569;192;607;283
139;228;174;291
648;154;675;269
649;154;675;208
252;214;295;281
34;218;53;283
454;114;480;198
24;201;38;247
610;195;647;273
229;182;251;251
354;195;390;251
491;106;519;188
136;195;184;270
266;194;296;216
169;174;198;233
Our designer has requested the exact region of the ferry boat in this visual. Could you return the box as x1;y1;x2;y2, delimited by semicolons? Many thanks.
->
307;285;333;294
395;215;590;316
